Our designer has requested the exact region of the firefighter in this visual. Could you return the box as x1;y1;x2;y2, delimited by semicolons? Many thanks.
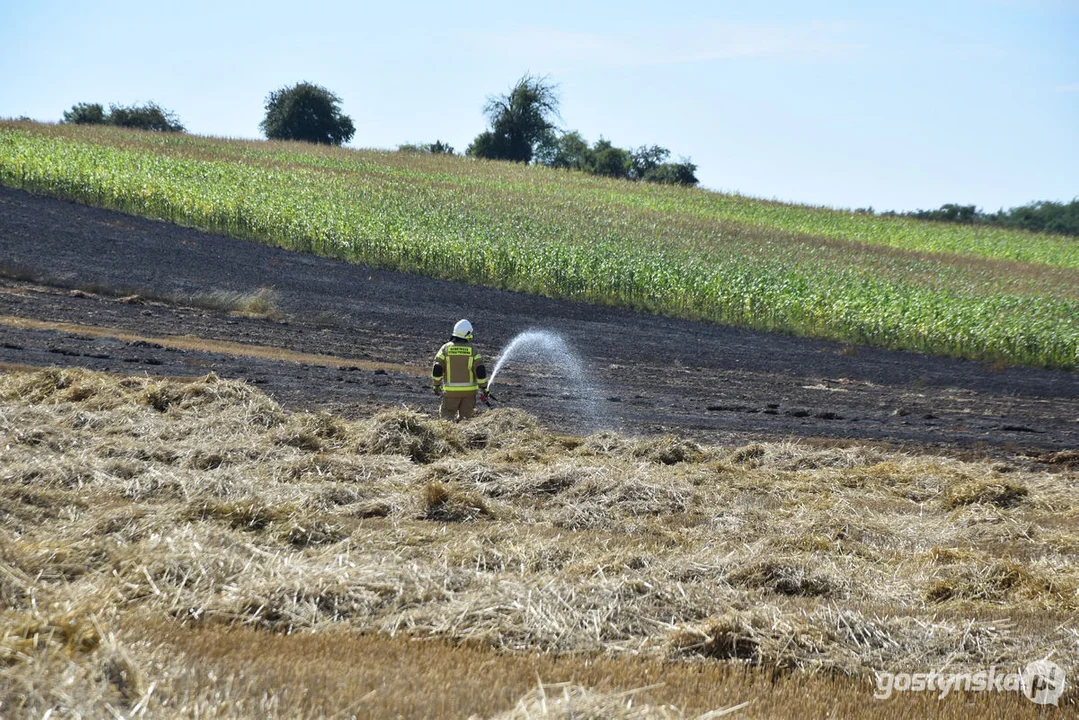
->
432;319;489;421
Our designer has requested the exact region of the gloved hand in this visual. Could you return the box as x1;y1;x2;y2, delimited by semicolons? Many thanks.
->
479;391;490;405
433;386;443;396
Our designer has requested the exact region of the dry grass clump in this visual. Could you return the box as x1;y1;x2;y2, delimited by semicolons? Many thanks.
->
667;607;865;672
419;458;521;498
0;366;141;408
286;452;411;484
185;499;348;547
550;466;694;529
563;432;703;465
943;477;1029;509
142;373;285;426
462;408;548;449
574;430;634;457
0;606;148;713
629;435;706;465
179;286;282;318
726;557;844;598
357;408;464;462
668;609;771;663
667;604;956;677
0;367;283;423
186;499;295;531
726;442;767;466
0;605;103;663
229;286;281;317
924;559;1077;607
517;466;580;497
1;367;1077;716
0;621;149;718
725;441;890;472
422;481;495;522
491;682;692;720
272;410;354;453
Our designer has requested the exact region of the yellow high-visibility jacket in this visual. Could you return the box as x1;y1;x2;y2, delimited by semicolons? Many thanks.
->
432;340;488;394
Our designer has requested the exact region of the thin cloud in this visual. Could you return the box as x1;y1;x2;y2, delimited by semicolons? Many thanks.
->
481;21;863;71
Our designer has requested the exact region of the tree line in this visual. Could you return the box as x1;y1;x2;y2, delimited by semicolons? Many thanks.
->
60;75;698;186
853;201;1079;238
58;78;1074;229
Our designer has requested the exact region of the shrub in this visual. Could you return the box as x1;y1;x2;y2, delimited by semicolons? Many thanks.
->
61;101;183;132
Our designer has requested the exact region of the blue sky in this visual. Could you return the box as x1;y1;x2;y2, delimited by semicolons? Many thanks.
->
1;0;1076;211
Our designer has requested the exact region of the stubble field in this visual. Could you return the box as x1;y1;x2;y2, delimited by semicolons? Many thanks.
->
2;367;1076;717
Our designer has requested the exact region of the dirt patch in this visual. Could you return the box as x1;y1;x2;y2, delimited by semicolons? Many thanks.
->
0;314;416;374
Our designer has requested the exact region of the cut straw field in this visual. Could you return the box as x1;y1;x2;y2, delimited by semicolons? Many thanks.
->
1;121;1076;370
1;367;1076;717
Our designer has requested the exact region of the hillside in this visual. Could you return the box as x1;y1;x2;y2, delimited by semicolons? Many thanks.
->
2;124;1077;717
1;121;1076;369
2;184;1077;457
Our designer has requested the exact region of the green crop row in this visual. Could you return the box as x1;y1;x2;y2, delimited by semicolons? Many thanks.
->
1;121;1076;370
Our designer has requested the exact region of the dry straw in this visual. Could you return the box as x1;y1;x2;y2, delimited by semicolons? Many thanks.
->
1;367;1076;716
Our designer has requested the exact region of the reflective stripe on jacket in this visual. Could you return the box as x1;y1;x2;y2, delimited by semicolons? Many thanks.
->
432;341;488;393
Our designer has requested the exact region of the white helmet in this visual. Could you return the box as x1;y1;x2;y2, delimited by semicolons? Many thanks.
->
452;319;474;340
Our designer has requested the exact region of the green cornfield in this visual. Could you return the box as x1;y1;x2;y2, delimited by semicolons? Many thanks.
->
1;120;1076;370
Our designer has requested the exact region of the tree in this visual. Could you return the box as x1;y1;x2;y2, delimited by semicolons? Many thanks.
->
589;139;630;178
467;74;559;163
260;82;355;146
994;199;1079;236
399;140;455;154
910;204;977;224
537;132;699;186
107;102;185;132
644;160;699;186
628;145;670;181
62;102;106;125
543;131;592;171
466;130;508;159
